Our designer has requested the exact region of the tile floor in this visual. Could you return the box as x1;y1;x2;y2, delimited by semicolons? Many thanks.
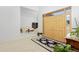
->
0;31;48;52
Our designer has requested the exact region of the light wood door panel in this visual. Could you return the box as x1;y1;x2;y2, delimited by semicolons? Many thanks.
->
43;14;66;42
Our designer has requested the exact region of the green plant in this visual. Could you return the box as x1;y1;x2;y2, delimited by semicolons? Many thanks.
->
70;31;76;36
64;44;71;52
53;44;71;52
76;26;79;37
70;26;79;38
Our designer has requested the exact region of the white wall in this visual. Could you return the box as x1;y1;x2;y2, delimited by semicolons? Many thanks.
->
21;7;38;29
0;6;20;43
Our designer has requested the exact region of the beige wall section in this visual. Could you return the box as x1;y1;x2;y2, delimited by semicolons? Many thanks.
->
43;14;66;42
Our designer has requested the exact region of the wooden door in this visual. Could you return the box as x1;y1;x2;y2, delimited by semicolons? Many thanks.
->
43;14;66;42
